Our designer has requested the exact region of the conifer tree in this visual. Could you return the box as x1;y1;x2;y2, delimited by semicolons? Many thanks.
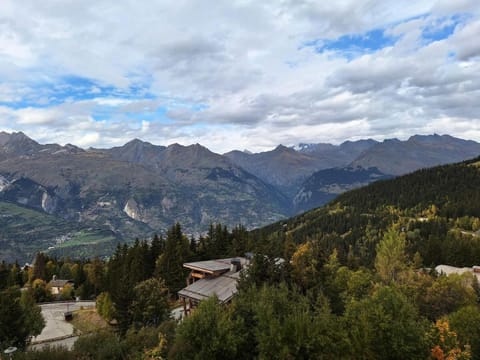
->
155;223;191;294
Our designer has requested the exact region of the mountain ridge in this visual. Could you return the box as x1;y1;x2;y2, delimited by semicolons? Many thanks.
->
350;134;480;175
0;132;291;262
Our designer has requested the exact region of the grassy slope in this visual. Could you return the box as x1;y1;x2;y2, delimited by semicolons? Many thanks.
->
0;201;119;263
72;308;111;335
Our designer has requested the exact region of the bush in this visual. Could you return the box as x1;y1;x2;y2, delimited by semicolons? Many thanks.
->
16;345;76;360
96;292;115;321
73;331;124;359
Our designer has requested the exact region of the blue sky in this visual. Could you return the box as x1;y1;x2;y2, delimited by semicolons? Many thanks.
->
305;28;400;59
306;13;466;60
0;0;479;152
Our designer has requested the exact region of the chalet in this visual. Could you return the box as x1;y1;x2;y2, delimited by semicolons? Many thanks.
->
178;257;248;316
48;275;74;295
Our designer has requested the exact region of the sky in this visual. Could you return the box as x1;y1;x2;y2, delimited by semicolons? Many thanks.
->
0;0;479;153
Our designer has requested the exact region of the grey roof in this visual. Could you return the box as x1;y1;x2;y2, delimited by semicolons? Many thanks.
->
178;271;241;303
183;257;247;273
49;279;73;287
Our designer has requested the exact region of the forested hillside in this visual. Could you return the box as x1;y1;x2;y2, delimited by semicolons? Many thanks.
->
254;157;480;267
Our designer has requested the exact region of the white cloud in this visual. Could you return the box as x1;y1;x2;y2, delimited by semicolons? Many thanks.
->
0;0;478;152
75;132;101;147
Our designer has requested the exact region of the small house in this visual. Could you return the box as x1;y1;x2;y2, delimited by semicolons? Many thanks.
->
48;275;74;295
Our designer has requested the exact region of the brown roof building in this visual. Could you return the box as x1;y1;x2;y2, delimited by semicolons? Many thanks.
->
48;275;74;295
178;257;247;316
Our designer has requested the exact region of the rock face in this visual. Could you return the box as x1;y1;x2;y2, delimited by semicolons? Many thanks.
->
41;192;58;214
123;198;143;222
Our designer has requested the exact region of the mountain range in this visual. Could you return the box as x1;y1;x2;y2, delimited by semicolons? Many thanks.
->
0;131;479;262
226;134;480;211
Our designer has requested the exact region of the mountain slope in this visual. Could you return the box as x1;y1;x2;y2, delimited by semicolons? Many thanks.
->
351;134;480;175
224;145;322;196
297;139;378;164
0;131;83;159
1;131;480;262
293;166;392;213
0;134;290;259
0;201;118;263
254;157;480;267
101;141;291;227
289;134;480;214
103;139;166;167
226;135;480;205
225;140;379;197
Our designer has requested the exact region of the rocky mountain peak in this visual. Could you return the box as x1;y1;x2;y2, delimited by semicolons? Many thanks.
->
0;131;42;156
273;144;293;153
0;132;11;145
162;142;228;168
106;138;166;165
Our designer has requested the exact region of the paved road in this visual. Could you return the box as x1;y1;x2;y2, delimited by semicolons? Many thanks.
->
31;301;95;350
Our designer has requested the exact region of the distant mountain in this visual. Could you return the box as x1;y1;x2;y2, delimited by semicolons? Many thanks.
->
0;131;43;157
225;145;321;196
0;133;290;261
351;134;480;175
0;131;479;261
0;131;83;159
103;138;166;167
297;139;378;164
225;140;377;196
229;135;480;214
293;166;392;213
294;135;480;213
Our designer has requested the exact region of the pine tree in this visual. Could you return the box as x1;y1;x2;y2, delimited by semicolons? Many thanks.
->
32;253;47;281
155;223;191;294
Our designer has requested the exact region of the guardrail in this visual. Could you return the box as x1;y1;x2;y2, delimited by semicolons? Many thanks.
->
30;334;78;345
37;300;96;306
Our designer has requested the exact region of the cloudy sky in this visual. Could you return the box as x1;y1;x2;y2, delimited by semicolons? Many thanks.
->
0;0;479;152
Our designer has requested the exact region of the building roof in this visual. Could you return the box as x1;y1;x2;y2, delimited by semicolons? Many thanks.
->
435;264;480;280
178;271;242;303
49;279;73;288
183;257;247;274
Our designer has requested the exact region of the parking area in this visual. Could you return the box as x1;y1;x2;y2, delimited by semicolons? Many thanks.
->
30;301;95;350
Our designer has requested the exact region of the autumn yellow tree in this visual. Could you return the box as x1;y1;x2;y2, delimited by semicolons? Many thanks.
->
291;240;321;291
375;228;407;284
429;320;471;360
